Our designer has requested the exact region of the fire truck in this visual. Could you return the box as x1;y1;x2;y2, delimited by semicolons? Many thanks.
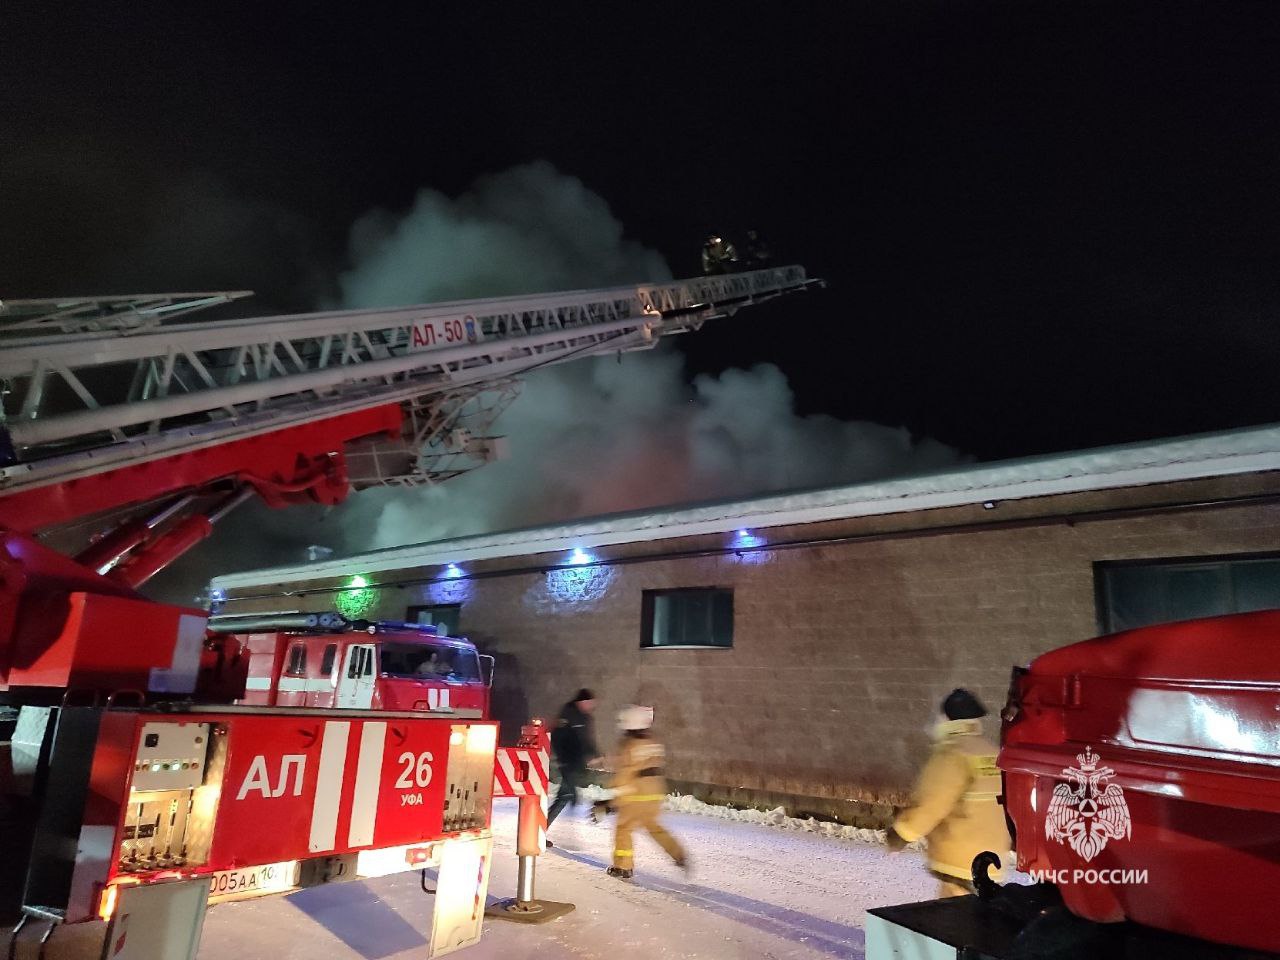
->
866;610;1280;959
0;267;821;959
215;613;492;716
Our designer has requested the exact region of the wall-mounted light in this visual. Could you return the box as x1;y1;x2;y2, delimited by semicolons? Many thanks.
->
567;547;593;566
982;501;998;510
444;563;463;579
336;575;377;618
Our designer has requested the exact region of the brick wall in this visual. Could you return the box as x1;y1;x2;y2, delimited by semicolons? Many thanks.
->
220;473;1280;825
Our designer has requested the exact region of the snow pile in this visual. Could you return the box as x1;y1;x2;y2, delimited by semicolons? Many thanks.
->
581;784;923;850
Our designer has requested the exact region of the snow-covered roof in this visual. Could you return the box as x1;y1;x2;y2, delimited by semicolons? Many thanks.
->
213;424;1280;590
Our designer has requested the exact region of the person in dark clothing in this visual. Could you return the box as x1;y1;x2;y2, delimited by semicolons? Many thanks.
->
547;688;600;831
745;229;771;269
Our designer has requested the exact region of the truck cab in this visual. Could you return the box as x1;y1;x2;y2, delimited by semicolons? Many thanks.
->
232;617;491;719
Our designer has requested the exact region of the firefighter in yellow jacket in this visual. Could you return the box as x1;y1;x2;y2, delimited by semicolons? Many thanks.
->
602;705;689;879
888;689;1011;897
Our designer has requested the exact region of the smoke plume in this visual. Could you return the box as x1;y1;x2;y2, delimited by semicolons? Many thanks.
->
323;162;960;551
152;162;961;599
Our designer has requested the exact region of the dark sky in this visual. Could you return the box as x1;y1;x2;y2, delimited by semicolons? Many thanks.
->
5;1;1280;460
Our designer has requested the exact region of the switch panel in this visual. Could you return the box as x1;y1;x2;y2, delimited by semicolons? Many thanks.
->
130;721;211;792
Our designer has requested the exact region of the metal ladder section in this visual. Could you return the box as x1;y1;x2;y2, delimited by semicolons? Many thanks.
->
0;267;819;495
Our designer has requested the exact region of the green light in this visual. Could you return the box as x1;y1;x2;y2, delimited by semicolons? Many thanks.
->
335;575;377;618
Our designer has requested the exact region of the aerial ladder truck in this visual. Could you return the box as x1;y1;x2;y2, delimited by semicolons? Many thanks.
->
0;266;822;959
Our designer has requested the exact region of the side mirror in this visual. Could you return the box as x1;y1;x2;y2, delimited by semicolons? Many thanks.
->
478;654;496;688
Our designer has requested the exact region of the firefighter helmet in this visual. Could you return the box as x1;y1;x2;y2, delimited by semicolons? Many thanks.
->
617;704;654;731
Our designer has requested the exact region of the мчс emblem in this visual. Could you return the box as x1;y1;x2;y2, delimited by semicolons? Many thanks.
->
1045;746;1131;861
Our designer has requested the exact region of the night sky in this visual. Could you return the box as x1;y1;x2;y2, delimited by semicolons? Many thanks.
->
5;1;1280;461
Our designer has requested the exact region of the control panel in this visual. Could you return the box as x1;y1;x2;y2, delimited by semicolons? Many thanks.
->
442;723;496;833
119;720;221;874
131;721;210;791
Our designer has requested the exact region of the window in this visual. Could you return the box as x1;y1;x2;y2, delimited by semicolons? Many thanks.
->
319;643;338;677
379;642;482;681
406;604;461;636
641;588;733;649
347;646;373;679
284;643;307;675
1095;554;1280;633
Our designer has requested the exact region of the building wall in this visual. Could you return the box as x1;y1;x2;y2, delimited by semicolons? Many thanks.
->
220;476;1280;826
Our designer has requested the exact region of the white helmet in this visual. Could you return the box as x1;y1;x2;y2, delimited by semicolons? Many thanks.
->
617;704;654;732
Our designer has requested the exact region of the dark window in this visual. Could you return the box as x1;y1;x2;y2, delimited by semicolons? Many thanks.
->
1095;554;1280;633
379;642;481;681
285;643;307;675
641;588;733;649
406;604;462;636
347;646;373;679
319;643;338;677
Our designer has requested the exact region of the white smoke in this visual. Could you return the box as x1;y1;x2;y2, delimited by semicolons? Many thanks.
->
151;161;963;601
320;162;962;552
336;160;669;306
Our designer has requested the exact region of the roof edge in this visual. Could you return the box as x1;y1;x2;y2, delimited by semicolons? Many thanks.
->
212;423;1280;591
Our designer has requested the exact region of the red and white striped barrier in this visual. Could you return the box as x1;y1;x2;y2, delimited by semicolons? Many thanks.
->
493;746;550;798
485;720;573;922
493;745;550;854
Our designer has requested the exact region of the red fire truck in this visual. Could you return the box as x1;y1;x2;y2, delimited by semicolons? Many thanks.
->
217;613;492;716
867;610;1280;959
0;270;817;958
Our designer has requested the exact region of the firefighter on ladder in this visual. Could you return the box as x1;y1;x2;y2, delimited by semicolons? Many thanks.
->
886;688;1011;897
701;234;739;275
596;705;689;879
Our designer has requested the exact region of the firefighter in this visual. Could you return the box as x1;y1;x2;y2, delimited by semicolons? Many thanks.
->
604;704;688;879
887;688;1011;897
701;234;739;275
547;688;600;832
745;229;771;269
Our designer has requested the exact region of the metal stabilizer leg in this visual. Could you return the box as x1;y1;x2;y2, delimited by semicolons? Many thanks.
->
485;855;575;924
485;793;574;924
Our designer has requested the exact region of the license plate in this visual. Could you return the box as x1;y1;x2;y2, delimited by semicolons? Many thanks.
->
207;860;299;901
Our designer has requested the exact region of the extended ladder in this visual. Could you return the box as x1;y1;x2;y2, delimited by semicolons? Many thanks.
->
0;267;820;497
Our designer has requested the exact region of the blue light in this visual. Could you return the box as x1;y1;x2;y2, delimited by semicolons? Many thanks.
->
567;548;593;566
209;587;226;601
544;566;616;605
732;529;765;548
736;529;751;538
427;578;472;605
444;563;463;579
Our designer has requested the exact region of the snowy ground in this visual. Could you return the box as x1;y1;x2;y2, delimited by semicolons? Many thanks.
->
198;797;938;960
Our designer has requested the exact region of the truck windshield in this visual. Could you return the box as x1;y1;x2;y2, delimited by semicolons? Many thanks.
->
380;642;481;682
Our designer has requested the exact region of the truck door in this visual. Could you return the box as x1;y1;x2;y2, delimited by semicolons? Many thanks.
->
336;643;376;708
307;640;340;708
276;640;309;707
